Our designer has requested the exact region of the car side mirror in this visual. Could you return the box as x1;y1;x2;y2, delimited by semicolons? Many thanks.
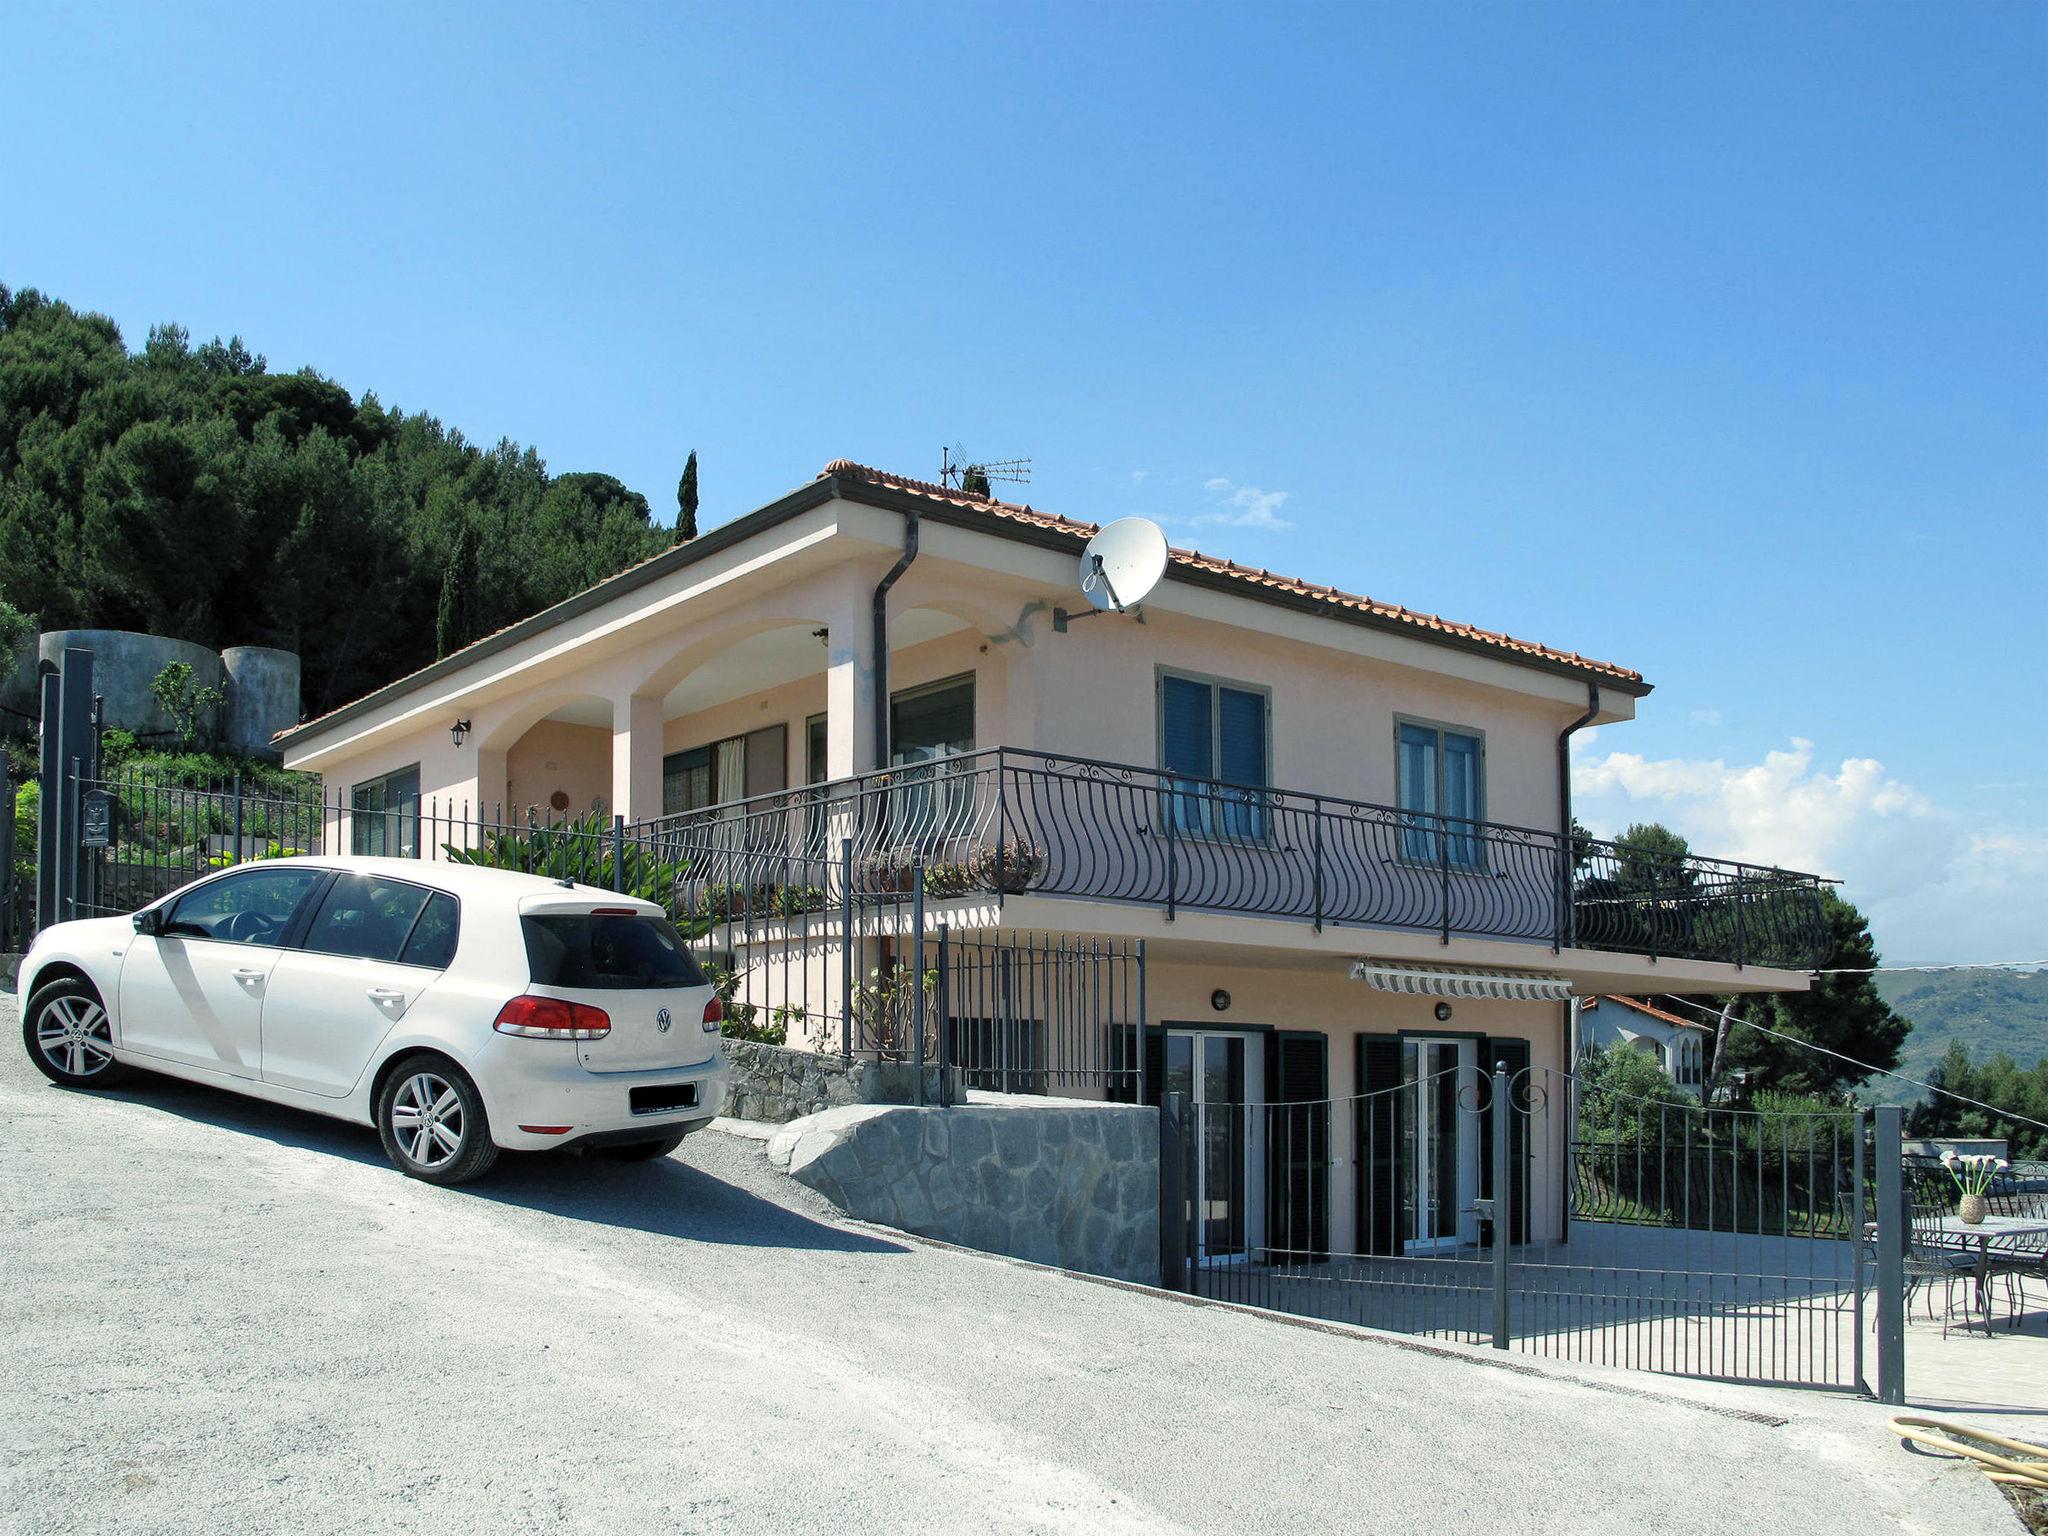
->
132;909;162;936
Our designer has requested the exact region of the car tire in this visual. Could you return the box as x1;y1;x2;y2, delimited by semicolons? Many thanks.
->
22;976;132;1089
375;1055;499;1185
597;1133;688;1163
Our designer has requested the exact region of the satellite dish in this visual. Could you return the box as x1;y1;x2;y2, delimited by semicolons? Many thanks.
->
1078;517;1168;614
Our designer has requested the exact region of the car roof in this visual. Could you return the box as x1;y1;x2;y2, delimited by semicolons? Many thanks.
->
218;855;657;909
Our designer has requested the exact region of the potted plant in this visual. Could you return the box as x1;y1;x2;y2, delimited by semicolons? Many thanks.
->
969;841;1045;895
1939;1149;2009;1225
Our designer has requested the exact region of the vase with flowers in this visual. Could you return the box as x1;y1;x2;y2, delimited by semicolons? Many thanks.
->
1939;1149;2008;1225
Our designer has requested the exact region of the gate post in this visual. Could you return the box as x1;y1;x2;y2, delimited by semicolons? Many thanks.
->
34;669;59;931
1159;1089;1190;1291
936;925;952;1109
1491;1061;1511;1350
839;836;854;1060
1874;1105;1906;1405
911;854;926;1105
0;774;15;952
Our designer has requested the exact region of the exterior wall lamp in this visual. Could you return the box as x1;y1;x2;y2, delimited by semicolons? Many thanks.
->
450;718;471;748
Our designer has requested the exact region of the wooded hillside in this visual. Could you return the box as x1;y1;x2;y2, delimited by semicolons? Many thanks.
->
0;285;674;719
1874;966;2048;1079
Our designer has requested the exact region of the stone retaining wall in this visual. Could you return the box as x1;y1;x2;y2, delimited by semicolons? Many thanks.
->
765;1100;1160;1284
722;1040;941;1123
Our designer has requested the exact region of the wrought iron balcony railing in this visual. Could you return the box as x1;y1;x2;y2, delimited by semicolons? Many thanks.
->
637;746;1832;970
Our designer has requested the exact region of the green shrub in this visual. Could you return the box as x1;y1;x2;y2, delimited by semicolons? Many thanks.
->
441;812;701;929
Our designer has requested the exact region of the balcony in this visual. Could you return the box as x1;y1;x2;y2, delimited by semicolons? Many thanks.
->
641;746;1832;971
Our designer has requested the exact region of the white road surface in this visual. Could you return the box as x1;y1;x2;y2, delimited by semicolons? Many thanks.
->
0;988;2025;1535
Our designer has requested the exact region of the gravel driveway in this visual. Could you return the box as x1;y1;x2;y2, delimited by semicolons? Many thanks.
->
0;987;2021;1535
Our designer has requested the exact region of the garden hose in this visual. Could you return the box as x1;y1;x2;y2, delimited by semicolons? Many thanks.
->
1889;1415;2048;1491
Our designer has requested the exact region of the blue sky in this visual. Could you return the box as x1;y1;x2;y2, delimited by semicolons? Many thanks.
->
4;1;2042;962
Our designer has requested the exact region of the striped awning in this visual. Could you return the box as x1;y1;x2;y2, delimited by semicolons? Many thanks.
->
1348;960;1574;1002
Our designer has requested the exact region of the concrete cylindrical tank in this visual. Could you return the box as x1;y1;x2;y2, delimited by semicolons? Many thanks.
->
35;630;225;743
220;647;302;762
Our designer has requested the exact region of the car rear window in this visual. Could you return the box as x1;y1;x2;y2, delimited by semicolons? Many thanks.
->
520;912;707;991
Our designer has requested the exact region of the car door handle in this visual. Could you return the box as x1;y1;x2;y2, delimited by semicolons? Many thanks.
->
368;988;409;1008
233;968;267;986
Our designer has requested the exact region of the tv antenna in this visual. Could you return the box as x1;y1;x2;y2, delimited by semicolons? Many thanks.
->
940;444;1031;495
1054;516;1168;632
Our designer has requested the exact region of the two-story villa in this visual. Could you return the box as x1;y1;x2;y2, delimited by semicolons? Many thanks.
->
276;459;1827;1265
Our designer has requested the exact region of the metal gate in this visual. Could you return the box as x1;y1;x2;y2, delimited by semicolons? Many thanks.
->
1167;1062;1896;1394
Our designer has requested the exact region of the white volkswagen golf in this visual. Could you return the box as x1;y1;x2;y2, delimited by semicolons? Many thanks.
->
16;857;729;1183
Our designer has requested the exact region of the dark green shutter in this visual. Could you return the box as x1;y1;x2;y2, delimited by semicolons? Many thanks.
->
1263;1031;1329;1261
1356;1035;1404;1255
1105;1025;1165;1106
1480;1037;1532;1246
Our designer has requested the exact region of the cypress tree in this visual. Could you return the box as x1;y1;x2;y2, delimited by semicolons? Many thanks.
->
675;450;699;543
436;520;480;658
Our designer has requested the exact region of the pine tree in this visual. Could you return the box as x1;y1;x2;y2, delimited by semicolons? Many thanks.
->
674;450;699;543
436;520;480;659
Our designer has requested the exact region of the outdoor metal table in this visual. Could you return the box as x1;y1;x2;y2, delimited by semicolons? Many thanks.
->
1924;1215;2048;1333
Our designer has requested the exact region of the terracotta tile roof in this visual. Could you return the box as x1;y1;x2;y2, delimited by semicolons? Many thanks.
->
1590;995;1708;1031
277;453;1644;750
819;459;1644;687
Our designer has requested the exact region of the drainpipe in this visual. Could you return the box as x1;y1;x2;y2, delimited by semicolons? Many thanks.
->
1556;682;1600;951
870;504;920;770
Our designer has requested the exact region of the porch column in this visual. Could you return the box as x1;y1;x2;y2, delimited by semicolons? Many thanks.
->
821;573;879;777
612;693;664;823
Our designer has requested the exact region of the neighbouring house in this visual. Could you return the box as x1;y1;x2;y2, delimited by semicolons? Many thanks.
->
1576;995;1709;1095
275;458;1827;1265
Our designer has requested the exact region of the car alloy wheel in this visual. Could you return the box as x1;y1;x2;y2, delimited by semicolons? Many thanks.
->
36;994;115;1080
389;1070;466;1169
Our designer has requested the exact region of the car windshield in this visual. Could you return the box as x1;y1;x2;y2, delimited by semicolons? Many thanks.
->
520;912;707;991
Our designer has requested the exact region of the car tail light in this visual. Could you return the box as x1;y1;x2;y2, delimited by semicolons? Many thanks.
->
702;995;724;1033
494;994;612;1040
587;907;640;916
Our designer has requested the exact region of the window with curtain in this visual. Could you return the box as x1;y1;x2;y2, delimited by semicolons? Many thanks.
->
888;675;975;841
661;725;787;818
1159;672;1269;838
350;764;420;857
1396;721;1485;867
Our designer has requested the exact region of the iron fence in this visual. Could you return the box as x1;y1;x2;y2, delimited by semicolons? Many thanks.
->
1171;1063;1876;1392
636;747;1832;969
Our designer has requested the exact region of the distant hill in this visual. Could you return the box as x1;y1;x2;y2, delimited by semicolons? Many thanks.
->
1873;967;2048;1089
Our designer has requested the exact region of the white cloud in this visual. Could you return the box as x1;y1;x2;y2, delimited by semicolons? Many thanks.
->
1571;736;2048;964
1687;707;1724;728
1195;477;1293;530
1128;469;1150;487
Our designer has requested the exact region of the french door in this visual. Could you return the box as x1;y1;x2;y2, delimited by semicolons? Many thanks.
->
1164;1029;1266;1261
1402;1038;1482;1254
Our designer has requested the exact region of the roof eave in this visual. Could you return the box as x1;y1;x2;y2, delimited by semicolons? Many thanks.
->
273;475;839;753
278;465;1649;757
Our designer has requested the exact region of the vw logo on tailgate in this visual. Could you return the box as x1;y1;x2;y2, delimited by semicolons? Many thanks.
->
655;1008;673;1034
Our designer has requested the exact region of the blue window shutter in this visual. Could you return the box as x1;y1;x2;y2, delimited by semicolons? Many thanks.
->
1442;733;1480;822
1397;724;1436;813
1161;676;1213;778
1217;687;1266;787
1443;731;1482;866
